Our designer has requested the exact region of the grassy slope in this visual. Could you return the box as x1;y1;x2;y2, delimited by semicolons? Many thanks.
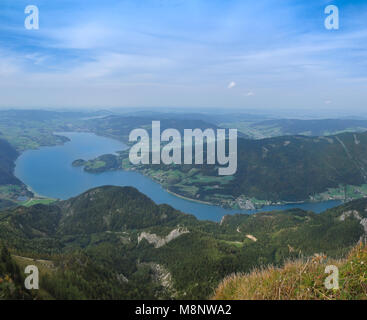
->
213;243;367;300
20;198;56;207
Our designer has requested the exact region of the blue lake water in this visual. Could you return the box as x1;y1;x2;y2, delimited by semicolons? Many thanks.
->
14;132;342;222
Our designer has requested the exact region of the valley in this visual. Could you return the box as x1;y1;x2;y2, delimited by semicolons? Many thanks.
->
13;131;342;221
2;0;367;303
1;109;367;300
3;109;367;215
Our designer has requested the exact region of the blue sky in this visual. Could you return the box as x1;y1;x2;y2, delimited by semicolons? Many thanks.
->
0;0;367;111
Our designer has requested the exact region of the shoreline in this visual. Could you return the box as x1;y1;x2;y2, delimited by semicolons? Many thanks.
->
25;184;57;201
54;131;346;209
165;189;214;206
125;167;345;209
127;167;220;206
13;130;346;213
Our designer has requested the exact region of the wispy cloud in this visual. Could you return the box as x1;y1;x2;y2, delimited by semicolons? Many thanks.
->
0;0;366;110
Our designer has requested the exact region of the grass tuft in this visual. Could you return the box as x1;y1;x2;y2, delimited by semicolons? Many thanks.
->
213;243;367;300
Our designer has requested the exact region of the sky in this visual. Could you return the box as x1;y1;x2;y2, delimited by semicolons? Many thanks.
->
0;0;367;111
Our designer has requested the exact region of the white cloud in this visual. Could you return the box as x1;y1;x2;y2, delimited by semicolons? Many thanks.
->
70;52;175;79
227;81;236;89
41;24;119;50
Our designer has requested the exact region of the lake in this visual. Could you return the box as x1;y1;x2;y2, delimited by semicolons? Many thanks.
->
14;132;342;222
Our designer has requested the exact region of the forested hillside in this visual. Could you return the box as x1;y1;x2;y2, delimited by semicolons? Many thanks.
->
112;130;367;206
0;138;32;207
0;246;32;299
79;132;367;209
0;186;366;299
0;138;21;186
84;115;222;143
226;131;367;201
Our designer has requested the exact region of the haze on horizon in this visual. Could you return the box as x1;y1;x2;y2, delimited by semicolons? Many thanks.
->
0;0;366;112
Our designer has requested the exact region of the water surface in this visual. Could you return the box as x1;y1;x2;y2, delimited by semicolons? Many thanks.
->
15;132;342;222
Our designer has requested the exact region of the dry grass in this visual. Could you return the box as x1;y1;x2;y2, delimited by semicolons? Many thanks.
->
213;243;367;300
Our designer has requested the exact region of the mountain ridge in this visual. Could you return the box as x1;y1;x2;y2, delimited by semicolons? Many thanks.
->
0;185;366;299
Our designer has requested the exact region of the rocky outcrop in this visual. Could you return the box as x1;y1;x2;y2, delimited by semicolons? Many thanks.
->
116;273;129;284
219;215;227;226
360;218;367;235
246;234;257;242
150;263;173;291
339;210;367;243
138;262;176;298
138;227;189;248
339;210;362;221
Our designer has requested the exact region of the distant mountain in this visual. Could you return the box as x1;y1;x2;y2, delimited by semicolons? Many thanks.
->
0;109;103;122
256;118;367;135
112;111;270;124
84;115;227;142
237;119;367;139
0;186;366;299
